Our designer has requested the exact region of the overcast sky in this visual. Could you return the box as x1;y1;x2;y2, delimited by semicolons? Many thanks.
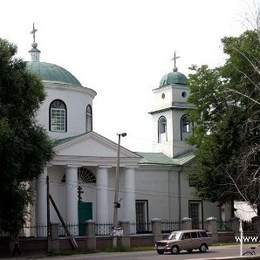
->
0;0;257;151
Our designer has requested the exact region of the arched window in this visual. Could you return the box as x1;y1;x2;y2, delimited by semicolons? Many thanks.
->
181;115;191;140
49;99;67;132
61;168;96;183
158;116;167;142
86;105;92;133
78;167;96;183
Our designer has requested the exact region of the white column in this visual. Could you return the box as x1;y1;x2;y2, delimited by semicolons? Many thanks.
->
66;165;78;232
36;167;47;237
96;167;109;223
123;167;136;223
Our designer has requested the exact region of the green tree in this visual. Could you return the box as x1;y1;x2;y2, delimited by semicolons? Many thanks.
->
187;30;260;211
0;38;54;234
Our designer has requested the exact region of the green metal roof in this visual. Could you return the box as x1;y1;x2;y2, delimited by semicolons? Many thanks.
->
159;71;187;87
53;134;83;146
27;61;82;87
135;151;194;166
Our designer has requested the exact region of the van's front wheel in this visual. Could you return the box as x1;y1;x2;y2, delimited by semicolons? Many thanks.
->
157;249;164;255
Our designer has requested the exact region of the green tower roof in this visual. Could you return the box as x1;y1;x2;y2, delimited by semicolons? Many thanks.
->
27;61;82;87
159;70;187;87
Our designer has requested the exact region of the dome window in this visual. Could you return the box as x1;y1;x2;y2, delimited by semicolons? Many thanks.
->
86;105;93;133
49;99;67;132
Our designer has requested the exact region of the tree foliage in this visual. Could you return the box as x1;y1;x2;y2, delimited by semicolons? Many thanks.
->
187;30;260;209
0;38;54;234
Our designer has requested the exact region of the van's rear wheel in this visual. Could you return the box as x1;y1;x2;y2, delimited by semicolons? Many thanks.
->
157;249;164;255
199;244;207;253
171;245;179;254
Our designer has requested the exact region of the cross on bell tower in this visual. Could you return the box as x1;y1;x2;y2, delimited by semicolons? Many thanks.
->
171;51;180;72
31;23;37;43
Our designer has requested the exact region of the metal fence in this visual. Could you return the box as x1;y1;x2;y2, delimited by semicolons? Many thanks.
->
130;222;152;234
217;220;233;231
1;219;256;238
161;220;181;233
95;222;112;236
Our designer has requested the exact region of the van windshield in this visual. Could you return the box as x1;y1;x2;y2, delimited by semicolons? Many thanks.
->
168;231;182;240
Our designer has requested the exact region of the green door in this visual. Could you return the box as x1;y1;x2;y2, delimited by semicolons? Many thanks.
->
78;201;92;235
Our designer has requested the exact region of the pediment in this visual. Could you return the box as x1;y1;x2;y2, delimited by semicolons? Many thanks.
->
53;131;140;159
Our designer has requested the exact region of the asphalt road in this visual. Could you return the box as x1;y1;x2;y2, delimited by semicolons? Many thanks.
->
5;244;259;260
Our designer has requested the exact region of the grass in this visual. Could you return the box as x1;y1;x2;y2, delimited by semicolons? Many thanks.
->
212;242;242;247
103;246;154;252
47;246;155;257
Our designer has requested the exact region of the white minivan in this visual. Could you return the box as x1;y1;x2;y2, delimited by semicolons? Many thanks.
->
155;229;212;255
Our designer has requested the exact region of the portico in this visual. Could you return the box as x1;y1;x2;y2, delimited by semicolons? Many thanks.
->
35;131;141;236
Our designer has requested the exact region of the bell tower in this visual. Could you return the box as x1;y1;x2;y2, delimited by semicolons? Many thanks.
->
149;52;194;158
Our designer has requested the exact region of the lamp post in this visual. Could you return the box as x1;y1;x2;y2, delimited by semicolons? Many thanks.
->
112;132;127;247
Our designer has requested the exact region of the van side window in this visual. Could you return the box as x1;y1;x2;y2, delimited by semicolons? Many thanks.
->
200;231;208;237
183;233;191;239
191;232;197;238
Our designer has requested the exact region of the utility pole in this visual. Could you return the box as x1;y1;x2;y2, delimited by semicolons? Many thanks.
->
112;132;127;247
46;175;51;253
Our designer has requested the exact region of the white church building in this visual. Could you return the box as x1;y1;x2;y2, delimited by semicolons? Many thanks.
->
26;28;227;236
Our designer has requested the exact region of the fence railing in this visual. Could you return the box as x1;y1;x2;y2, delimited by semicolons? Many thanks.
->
243;220;256;231
95;222;112;236
1;218;258;238
217;220;232;231
161;220;181;233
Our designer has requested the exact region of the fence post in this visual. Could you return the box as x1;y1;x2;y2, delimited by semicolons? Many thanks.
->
152;218;162;242
50;223;60;252
230;217;240;236
252;216;260;236
85;220;96;250
119;220;130;247
206;217;218;243
181;217;192;230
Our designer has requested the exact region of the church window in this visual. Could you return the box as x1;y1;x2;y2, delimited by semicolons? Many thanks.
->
182;115;191;133
189;200;203;229
181;91;187;98
136;200;149;233
78;167;96;183
181;115;192;140
86;105;92;133
49;100;67;132
158;116;167;142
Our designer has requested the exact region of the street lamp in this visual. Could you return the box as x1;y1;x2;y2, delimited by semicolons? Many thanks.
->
112;132;127;247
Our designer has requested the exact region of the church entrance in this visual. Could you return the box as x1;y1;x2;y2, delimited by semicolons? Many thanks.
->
78;201;92;235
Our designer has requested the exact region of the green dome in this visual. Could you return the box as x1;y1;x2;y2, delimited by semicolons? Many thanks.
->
27;61;82;87
159;70;187;87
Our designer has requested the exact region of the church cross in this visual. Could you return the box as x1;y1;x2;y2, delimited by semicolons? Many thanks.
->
171;51;180;71
78;185;84;201
31;23;37;43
